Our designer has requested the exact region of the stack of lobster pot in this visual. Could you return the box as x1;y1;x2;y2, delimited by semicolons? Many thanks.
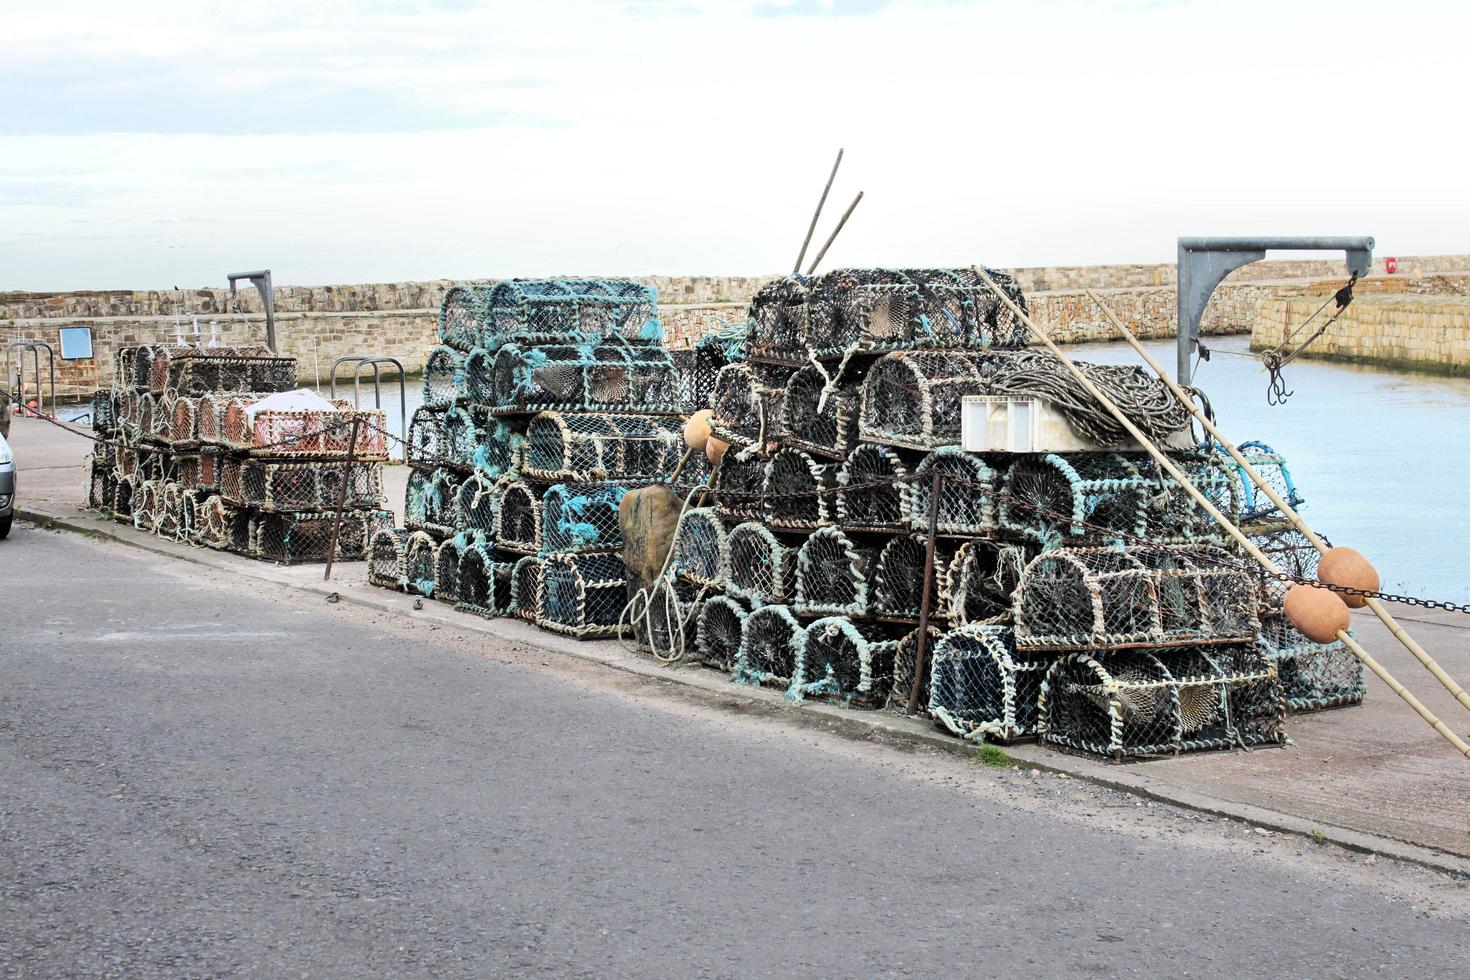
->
88;343;392;564
369;278;709;639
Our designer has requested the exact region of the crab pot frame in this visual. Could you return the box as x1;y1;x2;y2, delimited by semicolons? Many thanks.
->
835;444;912;531
456;545;518;618
489;342;680;415
1224;440;1304;523
734;604;805;690
858;351;983;450
423;345;469;409
194;494;243;550
161;354;296;398
522;412;686;482
944;540;1031;626
793;526;874;617
791;616;898;708
408;406;448;470
167;397;199;447
1256;614;1365;712
471;419;525;479
454;471;500;539
670;507;729;587
91;388;119;432
511;556;544;621
695;594;749;672
1013;545;1260;652
482;278;662;349
439;283;492;352
747;276;811;358
541;484;627;554
928;625;1051;743
494;479;543;554
724;521;794;605
404;530;440;595
221;459;384;512
252;509;391;565
871;535;955;620
1145;451;1243;546
1037;645;1284;759
911;447;998;536
537;553;628;638
709;362;788;450
712;453;767;523
432;536;469;604
442;405;492;471
368;526;412;589
405;467;464;537
247;409;389;460
887;625;942;716
999;453;1148;548
762;448;834;529
777;366;859;460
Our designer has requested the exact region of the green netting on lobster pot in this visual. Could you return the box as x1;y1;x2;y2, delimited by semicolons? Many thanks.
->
724;522;794;605
792;616;898;708
443;404;488;470
1144;450;1242;547
471;419;525;479
440;283;493;352
490;341;679;415
495;478;542;555
454;541;494;615
1256;614;1364;712
928;625;1051;743
537;553;628;638
943;540;1031;626
1217;440;1304;523
542;484;627;554
454;471;499;540
423;345;468;410
523;412;685;482
420;468;465;538
465;347;498;405
435;535;468;605
254;509;392;564
368;526;412;590
734;604;805;690
404;530;440;596
484;278;662;348
695;593;748;672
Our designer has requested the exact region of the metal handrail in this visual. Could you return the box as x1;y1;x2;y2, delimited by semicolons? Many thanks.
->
330;355;407;460
6;341;57;418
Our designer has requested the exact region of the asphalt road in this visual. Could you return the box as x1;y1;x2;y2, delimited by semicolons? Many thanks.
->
2;524;1467;977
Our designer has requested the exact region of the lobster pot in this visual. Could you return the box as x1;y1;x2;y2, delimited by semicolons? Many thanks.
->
440;283;492;352
434;536;468;604
405;467;463;536
169;398;199;447
149;394;172;441
871;535;954;619
511;556;543;621
762;448;834;529
746;276;810;357
670;508;728;587
443;405;491;470
710;363;788;449
235;459;384;512
454;471;500;539
1146;451;1243;545
1038;645;1284;759
112;473;138;521
711;453;766;523
1223;441;1303;523
811;267;1030;355
537;553;628;638
1246;522;1325;612
87;457;117;511
219;458;247;504
944;540;1031;626
195;394;227;445
135;392;157;437
793;526;874;617
1014;545;1260;652
928;625;1050;743
542;484;627;554
197;448;224;492
490;342;680;415
522;412;686;482
999;453;1148;548
153;482;185;538
368;526;412;589
792;616;898;708
404;530;440;595
482;278;662;348
624;576;700;660
1257;615;1365;712
835;444;911;531
735;604;805;689
91;388;119;432
670;348;713;415
464;347;497;405
778;367;859;460
908;447;998;536
250;409;388;460
408;406;448;470
132;478;163;532
494;479;542;554
423;345;469;409
253;509;391;564
887;626;941;716
695;594;748;671
196;495;243;550
163;354;295;398
858;351;982;450
724;522;794;605
471;419;526;479
172;454;202;492
453;542;491;615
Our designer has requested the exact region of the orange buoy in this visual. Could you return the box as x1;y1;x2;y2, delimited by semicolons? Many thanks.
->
683;409;714;452
1317;547;1379;608
705;434;729;464
1284;584;1351;644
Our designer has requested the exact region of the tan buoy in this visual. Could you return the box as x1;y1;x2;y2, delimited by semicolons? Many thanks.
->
1284;584;1351;644
705;434;730;464
1317;547;1379;609
683;409;714;452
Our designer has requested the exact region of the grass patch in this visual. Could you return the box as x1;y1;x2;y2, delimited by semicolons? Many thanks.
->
973;744;1015;768
1311;829;1327;845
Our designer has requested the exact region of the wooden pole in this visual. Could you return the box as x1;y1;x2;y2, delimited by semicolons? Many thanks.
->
906;469;944;714
324;413;362;582
795;149;843;275
805;191;863;276
1082;287;1470;715
970;266;1470;760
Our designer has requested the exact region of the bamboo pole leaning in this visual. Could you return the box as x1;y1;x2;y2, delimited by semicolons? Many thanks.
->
970;266;1470;760
1082;287;1470;716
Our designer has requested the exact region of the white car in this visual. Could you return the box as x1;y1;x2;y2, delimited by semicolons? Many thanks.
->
0;430;14;539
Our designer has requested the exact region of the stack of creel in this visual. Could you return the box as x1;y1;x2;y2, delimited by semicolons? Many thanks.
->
652;268;1360;760
369;278;716;637
86;344;392;563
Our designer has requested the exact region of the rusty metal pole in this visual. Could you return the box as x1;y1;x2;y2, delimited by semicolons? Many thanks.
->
323;414;361;582
906;469;944;714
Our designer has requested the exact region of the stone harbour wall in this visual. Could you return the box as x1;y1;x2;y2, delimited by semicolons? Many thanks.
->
1251;292;1470;374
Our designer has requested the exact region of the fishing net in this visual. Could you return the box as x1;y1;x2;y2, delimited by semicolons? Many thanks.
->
724;521;795;605
522;412;686;482
670;507;729;587
405;468;464;537
710;363;788;450
423;345;469;409
793;526;874;617
762;448;834;529
684;324;746;411
792;616;898;708
734;604;805;689
132;478;162;532
489;341;680;415
511;556;543;621
454;471;500;539
1142;451;1243;546
167;397;199;447
1245;523;1326;613
695;593;749;672
431;535;467;604
542;484;627;554
712;453;766;523
929;625;1053;742
913;447;999;536
871;535;953;619
408;407;447;470
1038;645;1284;759
1256;614;1365;712
197;448;224;493
171;454;202;492
439;283;492;352
368;526;412;589
747;276;810;357
777;366;859;460
537;553;628;638
944;540;1030;626
495;478;542;554
91;388;119;431
252;509;391;564
1014;545;1260;651
195;394;228;444
857;351;982;450
999;453;1148;548
483;278;662;349
443;405;491;470
834;444;912;531
471;419;526;479
456;545;518;618
620;576;701;660
405;530;440;595
887;625;942;717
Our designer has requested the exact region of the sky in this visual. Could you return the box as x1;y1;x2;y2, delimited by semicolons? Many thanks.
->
3;0;1468;290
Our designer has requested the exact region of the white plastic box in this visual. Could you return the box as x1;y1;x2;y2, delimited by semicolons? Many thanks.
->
960;395;1193;453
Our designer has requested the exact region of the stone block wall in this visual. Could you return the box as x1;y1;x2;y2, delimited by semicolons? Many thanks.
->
1251;293;1470;374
